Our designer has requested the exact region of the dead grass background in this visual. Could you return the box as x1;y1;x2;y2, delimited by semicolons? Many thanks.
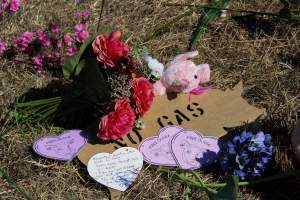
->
0;0;299;199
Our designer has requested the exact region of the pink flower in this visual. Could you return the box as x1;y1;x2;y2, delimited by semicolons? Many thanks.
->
36;31;51;47
0;0;9;13
74;24;89;43
49;22;59;33
0;40;7;55
74;24;86;32
75;11;91;19
75;30;89;43
9;0;20;12
13;31;33;51
130;77;154;116
66;47;79;56
56;39;62;48
92;30;130;68
32;55;43;66
63;34;73;46
44;51;61;64
98;98;135;141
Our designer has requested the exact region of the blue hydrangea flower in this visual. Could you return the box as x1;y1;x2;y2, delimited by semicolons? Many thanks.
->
219;131;273;180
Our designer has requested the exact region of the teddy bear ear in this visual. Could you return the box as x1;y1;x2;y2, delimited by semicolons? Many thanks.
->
197;64;210;83
172;51;199;62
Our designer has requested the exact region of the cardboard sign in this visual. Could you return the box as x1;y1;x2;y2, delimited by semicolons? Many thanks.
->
87;147;143;192
171;129;219;169
77;82;265;166
33;130;87;161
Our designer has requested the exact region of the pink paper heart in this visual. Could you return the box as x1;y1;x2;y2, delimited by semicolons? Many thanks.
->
171;129;220;169
138;126;183;166
33;130;87;161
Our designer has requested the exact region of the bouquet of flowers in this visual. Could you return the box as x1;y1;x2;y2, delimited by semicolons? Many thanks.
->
16;29;154;141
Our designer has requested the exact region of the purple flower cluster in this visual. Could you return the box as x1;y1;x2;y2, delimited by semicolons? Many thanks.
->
0;10;92;72
219;131;273;180
0;0;21;15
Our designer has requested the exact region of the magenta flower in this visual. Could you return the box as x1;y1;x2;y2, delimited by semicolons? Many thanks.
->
63;34;73;46
0;40;7;55
74;24;89;43
13;31;33;51
74;24;86;32
66;47;79;56
56;39;62;48
9;0;20;12
75;30;89;43
75;11;91;19
0;0;9;13
36;31;51;47
32;55;43;66
49;22;59;33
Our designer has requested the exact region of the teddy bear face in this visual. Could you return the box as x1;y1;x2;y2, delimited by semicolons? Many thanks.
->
162;60;209;93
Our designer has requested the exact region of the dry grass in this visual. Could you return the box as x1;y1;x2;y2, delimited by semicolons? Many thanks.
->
1;0;300;199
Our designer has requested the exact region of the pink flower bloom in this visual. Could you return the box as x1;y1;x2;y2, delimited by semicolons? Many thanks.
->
49;22;59;33
66;47;78;56
74;24;86;32
36;31;51;47
75;30;89;43
63;34;73;46
13;31;33;51
75;11;91;19
9;0;20;12
32;55;43;66
74;24;89;43
0;40;7;55
56;39;62;48
44;51;61;63
0;0;9;13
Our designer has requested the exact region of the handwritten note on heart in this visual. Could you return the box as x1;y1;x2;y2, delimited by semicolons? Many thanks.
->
33;129;87;161
139;126;220;169
139;126;182;166
171;129;220;169
87;147;143;192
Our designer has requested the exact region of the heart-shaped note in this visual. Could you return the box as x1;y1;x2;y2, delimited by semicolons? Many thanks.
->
33;130;87;161
171;129;220;169
87;147;143;192
138;126;183;166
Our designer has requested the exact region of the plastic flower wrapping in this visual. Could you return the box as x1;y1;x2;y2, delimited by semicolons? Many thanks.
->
219;131;273;180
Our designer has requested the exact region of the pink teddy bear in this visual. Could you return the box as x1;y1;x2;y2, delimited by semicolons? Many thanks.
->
152;51;210;96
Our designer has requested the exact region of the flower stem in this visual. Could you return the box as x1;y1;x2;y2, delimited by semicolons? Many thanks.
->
206;170;300;188
163;3;298;19
96;0;106;32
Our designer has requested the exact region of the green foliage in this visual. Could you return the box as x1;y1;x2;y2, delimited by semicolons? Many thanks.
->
71;57;111;104
15;96;63;123
63;35;96;79
208;176;238;200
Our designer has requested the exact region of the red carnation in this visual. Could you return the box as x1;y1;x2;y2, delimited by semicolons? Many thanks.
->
98;98;135;141
131;77;154;116
92;30;130;68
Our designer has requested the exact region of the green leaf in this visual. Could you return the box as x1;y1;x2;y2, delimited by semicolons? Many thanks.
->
63;35;96;79
189;0;230;50
208;176;239;200
72;57;111;104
